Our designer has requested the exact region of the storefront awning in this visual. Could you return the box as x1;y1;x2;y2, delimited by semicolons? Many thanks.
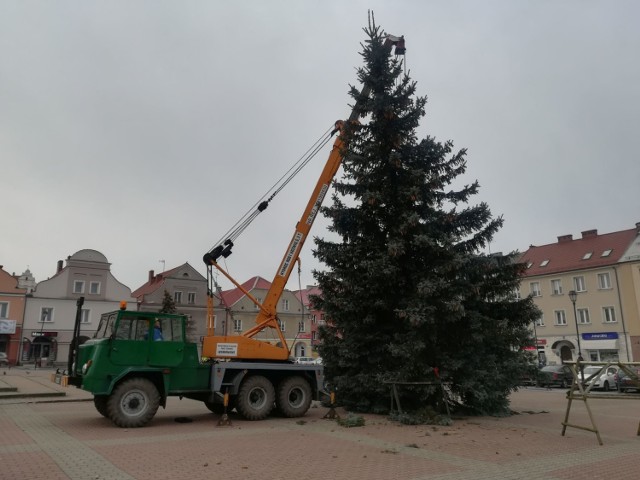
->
583;340;617;350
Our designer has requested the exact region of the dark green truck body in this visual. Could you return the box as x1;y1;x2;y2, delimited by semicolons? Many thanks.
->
57;308;324;427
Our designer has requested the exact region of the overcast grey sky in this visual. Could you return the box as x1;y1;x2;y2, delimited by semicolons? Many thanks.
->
2;1;638;293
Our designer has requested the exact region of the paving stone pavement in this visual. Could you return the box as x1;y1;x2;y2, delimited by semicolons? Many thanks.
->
0;367;639;479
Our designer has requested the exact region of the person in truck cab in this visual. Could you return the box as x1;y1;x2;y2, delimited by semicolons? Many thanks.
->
145;320;164;341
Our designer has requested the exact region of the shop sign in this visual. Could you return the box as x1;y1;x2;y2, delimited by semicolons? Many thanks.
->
31;331;58;337
0;319;17;334
582;332;618;340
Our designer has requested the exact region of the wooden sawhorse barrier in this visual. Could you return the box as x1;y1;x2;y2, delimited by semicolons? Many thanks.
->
561;360;640;445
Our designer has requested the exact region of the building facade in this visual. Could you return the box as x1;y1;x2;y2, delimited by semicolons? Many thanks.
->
293;285;324;352
132;264;209;346
519;223;640;365
0;266;28;365
21;250;135;366
219;276;312;358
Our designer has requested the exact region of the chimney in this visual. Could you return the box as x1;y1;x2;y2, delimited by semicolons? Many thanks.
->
581;229;597;239
636;222;640;234
57;260;63;273
558;234;573;243
148;270;155;283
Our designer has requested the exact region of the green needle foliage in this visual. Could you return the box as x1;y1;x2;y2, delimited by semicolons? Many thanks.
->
314;19;539;416
160;289;177;314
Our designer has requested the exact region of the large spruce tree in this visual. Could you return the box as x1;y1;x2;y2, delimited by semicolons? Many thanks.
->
314;21;539;415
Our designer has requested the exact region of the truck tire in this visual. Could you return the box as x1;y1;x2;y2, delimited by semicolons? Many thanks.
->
276;376;312;418
94;395;109;417
236;376;275;420
106;378;160;428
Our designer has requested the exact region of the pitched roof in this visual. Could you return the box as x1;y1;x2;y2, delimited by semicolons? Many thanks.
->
519;227;638;277
131;264;190;298
292;285;322;307
219;276;272;308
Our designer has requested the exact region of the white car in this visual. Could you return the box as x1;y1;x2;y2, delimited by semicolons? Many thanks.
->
581;365;619;391
0;352;8;366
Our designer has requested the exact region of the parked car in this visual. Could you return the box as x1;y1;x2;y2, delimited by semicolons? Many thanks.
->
537;365;574;388
580;365;619;391
0;352;8;366
617;367;640;393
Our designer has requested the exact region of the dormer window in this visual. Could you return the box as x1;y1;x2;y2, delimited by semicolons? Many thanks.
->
582;252;593;260
601;249;612;257
540;260;549;267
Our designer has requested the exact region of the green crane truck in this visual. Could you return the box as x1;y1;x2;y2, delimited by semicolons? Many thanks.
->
53;304;324;428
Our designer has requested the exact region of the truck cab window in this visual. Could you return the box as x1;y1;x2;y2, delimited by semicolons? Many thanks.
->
94;314;117;339
155;318;183;342
116;315;149;341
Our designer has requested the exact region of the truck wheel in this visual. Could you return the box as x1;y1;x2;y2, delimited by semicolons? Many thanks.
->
236;376;275;420
276;376;312;418
106;378;160;428
94;395;109;417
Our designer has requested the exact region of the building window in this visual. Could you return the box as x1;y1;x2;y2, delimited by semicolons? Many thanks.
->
603;306;616;323
298;321;305;333
582;252;593;260
0;302;8;318
311;314;317;325
282;299;290;311
40;307;54;323
89;282;101;295
554;310;567;326
597;273;611;290
81;309;90;323
540;260;549;267
312;331;318;340
551;279;562;295
278;319;286;332
233;319;242;332
73;280;85;294
187;292;196;304
577;308;590;325
174;291;182;303
573;276;586;292
530;282;541;297
255;297;262;310
535;316;544;327
601;249;612;257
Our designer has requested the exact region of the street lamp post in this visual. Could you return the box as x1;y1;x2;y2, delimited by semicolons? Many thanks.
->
568;290;582;358
568;290;584;383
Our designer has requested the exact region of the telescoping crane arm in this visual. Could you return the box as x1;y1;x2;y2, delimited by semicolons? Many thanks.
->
203;34;405;361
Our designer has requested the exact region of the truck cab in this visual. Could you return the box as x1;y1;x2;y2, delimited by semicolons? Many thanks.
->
63;308;211;427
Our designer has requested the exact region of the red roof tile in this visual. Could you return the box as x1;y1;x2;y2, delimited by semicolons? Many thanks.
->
519;227;637;277
292;286;322;307
219;276;272;308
